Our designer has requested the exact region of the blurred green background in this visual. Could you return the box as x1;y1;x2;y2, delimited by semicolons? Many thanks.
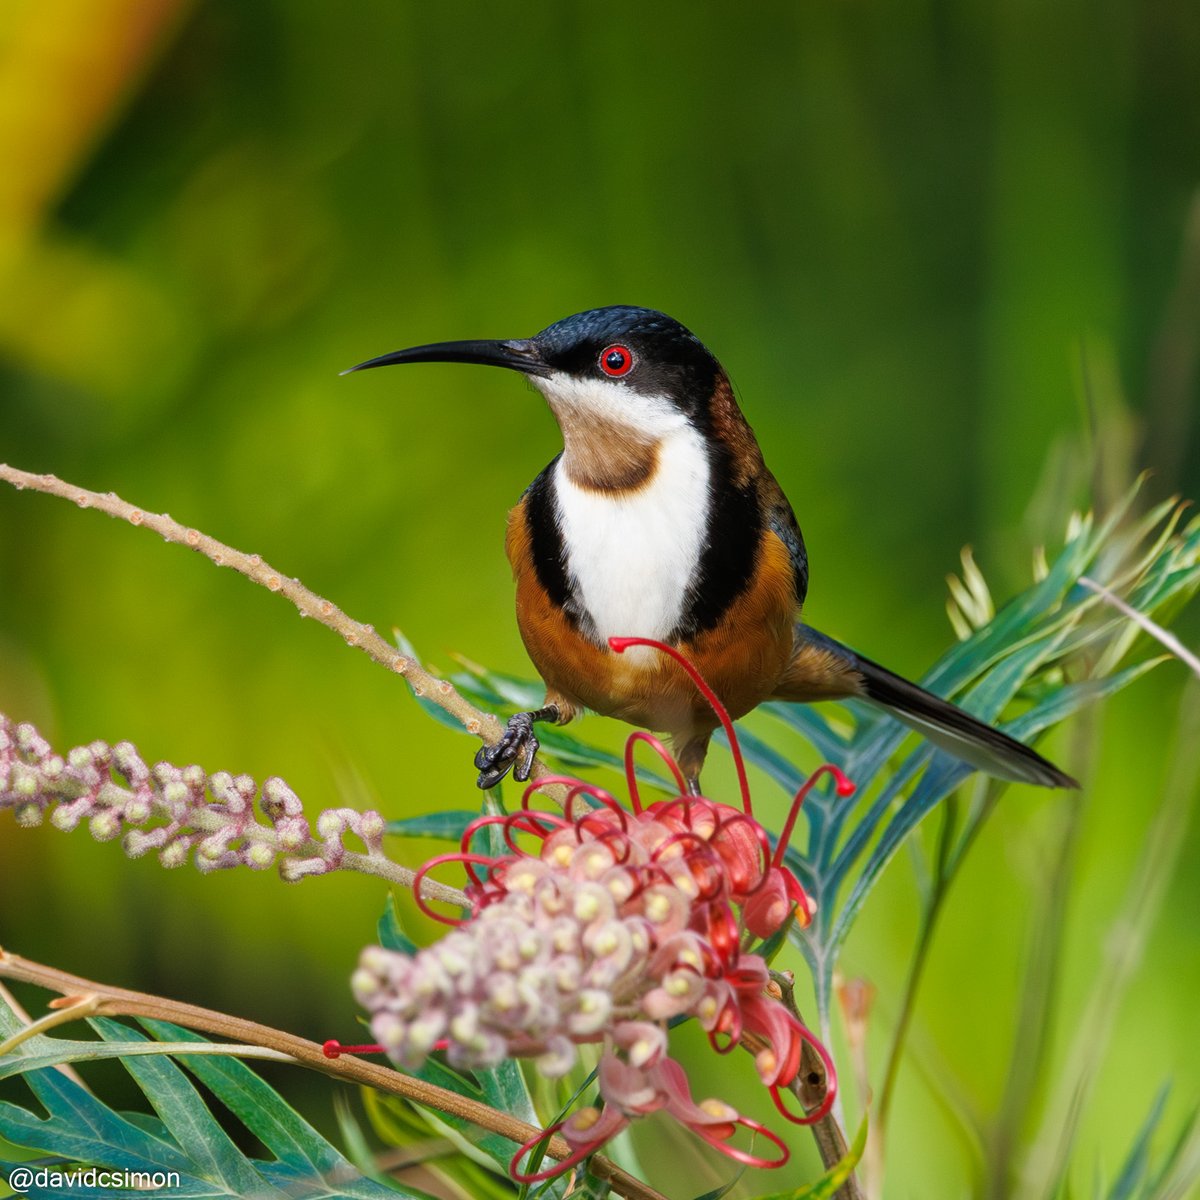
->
1;1;1198;1195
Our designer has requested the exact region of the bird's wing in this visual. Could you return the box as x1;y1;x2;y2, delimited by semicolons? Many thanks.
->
760;472;808;607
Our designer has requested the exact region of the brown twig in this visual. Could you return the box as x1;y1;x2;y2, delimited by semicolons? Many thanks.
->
0;465;513;746
758;971;865;1200
0;948;666;1200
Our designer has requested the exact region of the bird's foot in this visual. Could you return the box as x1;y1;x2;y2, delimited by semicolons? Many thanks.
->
474;706;558;789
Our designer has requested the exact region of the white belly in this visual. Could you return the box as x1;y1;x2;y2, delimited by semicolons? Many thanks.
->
554;426;712;645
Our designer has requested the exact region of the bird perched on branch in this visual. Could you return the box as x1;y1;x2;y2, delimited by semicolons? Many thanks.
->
346;306;1076;792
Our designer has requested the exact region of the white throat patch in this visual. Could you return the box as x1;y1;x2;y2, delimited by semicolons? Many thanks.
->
553;421;711;646
534;371;689;438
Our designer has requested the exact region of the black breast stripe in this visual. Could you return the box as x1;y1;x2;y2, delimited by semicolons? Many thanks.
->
523;459;571;608
674;444;762;638
522;457;593;633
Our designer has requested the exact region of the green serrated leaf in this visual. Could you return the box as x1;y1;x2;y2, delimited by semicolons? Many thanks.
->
138;1020;346;1178
89;1018;283;1199
0;1080;195;1178
0;994;405;1200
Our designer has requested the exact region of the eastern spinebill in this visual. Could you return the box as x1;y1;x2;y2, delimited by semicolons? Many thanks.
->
345;306;1076;792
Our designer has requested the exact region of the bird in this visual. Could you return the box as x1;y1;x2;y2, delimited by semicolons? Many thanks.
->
345;305;1077;793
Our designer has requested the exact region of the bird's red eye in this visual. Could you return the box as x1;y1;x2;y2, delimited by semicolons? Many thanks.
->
599;344;634;378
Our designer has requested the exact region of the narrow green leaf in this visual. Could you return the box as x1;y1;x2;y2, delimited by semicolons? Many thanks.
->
1;1039;282;1080
391;632;477;734
378;897;420;955
1;951;421;1197
386;810;480;841
688;1168;745;1200
1107;1083;1169;1200
534;725;671;791
331;1093;390;1190
0;995;196;1178
449;664;546;711
120;1110;181;1148
1004;660;1165;741
474;1060;539;1148
760;701;849;760
724;724;806;798
446;672;520;713
827;659;1169;957
408;691;472;733
817;750;926;900
1143;1102;1200;1199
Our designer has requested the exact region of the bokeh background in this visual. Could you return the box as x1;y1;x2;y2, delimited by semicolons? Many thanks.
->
1;1;1198;1196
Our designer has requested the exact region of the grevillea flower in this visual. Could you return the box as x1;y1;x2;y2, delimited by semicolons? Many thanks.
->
352;637;854;1180
0;716;386;879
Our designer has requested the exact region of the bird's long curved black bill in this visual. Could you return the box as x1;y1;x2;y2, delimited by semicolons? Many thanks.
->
341;338;550;377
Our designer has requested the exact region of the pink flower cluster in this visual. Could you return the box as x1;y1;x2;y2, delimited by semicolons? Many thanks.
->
353;638;854;1180
0;715;383;878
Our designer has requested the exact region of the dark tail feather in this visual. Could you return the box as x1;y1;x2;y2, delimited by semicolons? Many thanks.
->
791;625;1078;789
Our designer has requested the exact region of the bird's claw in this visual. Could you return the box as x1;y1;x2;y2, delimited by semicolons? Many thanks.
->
474;711;540;789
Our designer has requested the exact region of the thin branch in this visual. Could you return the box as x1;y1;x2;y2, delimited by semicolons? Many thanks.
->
0;948;666;1200
766;970;865;1200
1079;576;1200;677
0;464;509;746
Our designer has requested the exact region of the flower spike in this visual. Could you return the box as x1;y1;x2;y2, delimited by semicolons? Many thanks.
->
353;643;854;1180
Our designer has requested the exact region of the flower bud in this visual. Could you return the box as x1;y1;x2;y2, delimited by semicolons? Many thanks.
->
159;839;190;869
89;811;122;842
